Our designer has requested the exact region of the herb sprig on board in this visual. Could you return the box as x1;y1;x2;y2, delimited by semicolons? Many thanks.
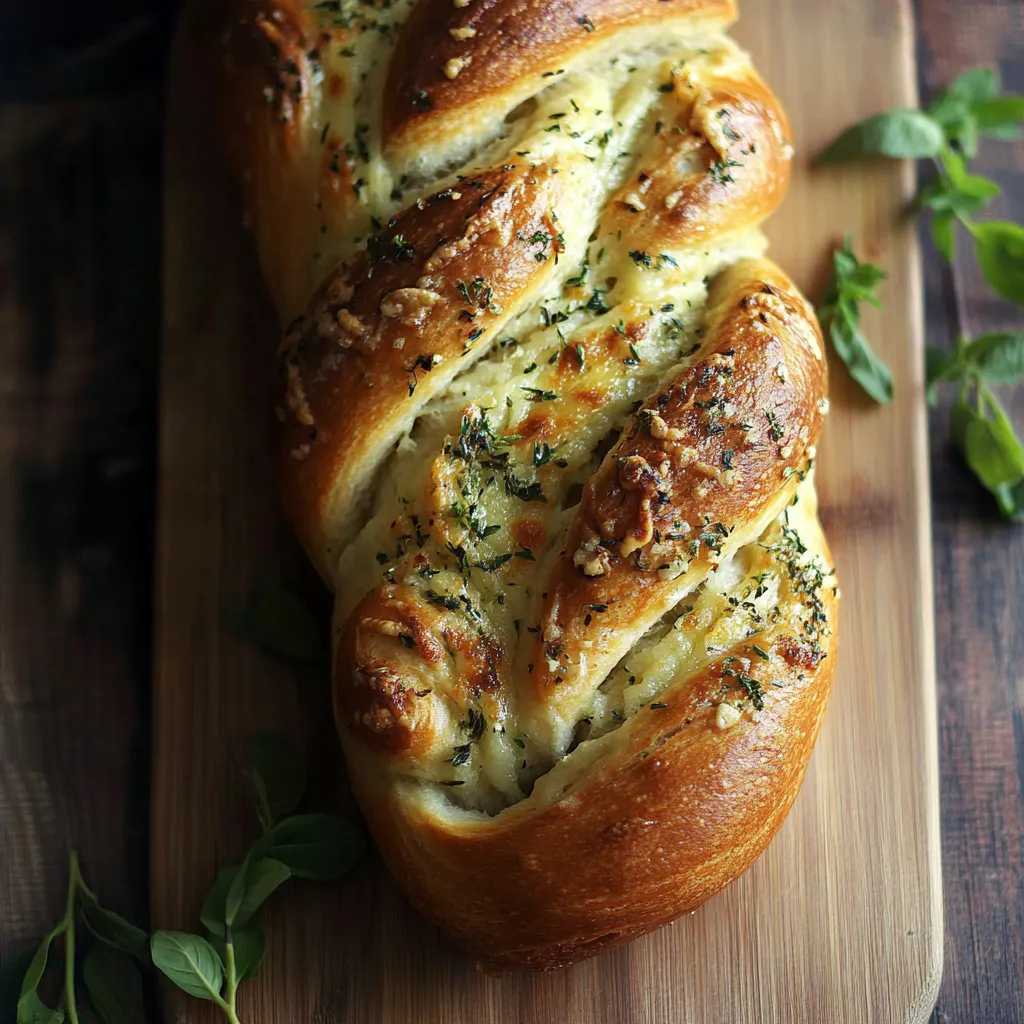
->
816;66;1024;518
4;734;364;1024
926;333;1024;517
816;239;893;403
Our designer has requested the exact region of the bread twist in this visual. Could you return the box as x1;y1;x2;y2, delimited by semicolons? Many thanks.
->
206;0;838;970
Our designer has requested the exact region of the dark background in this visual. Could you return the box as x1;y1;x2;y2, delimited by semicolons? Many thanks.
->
0;1;1021;1020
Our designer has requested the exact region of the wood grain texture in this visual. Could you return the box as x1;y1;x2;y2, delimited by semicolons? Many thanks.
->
152;1;942;1021
0;99;156;956
915;2;1024;1021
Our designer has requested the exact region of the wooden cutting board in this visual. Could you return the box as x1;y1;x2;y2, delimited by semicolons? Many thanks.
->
152;1;942;1020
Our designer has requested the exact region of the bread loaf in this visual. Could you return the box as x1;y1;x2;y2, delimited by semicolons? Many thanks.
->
204;0;838;970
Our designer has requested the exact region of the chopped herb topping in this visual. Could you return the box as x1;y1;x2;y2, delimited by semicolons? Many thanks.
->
520;386;559;402
708;158;744;184
765;409;785;441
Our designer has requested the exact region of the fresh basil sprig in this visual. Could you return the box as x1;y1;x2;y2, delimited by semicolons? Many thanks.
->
817;67;1024;305
150;734;366;1022
5;735;365;1024
818;66;1024;517
4;851;150;1024
816;238;894;403
927;334;1024;519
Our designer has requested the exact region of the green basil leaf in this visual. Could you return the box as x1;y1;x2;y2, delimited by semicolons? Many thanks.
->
816;109;945;163
828;311;894;403
226;857;291;928
948;67;1000;104
926;99;974;151
927;70;999;154
965;408;1024;490
231;928;267;982
974;96;1024;138
200;865;240;935
17;923;66;1024
925;346;961;403
972;220;1024;306
831;240;858;280
931;209;957;261
966;332;1024;384
78;895;150;965
920;157;1001;221
247;733;307;825
82;947;148;1024
150;932;224;1002
995;478;1024;520
833;240;887;293
1;948;35;1023
957;117;980;160
227;583;323;666
264;814;367;881
950;395;974;455
17;992;65;1024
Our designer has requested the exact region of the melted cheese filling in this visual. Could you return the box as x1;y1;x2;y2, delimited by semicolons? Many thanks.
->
310;19;822;816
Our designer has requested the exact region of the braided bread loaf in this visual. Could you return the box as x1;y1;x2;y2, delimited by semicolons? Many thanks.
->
205;0;838;970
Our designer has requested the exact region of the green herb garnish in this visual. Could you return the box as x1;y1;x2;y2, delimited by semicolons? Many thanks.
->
8;735;364;1024
815;238;893;403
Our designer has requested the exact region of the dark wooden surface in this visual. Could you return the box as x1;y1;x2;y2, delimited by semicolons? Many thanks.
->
916;1;1024;1020
0;1;1021;1020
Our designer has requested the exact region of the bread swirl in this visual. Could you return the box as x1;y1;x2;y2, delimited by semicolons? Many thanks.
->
202;0;838;970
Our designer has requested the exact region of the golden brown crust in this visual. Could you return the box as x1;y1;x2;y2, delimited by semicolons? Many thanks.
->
192;0;327;319
342;581;507;764
600;67;792;251
200;0;840;973
341;539;838;970
525;258;825;732
383;0;737;167
275;158;583;582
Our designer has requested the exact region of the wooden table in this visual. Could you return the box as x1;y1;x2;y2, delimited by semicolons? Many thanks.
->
0;1;1021;1019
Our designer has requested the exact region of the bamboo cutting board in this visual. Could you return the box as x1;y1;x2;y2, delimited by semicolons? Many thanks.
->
152;1;943;1020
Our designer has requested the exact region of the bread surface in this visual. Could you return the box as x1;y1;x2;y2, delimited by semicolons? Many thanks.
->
202;0;839;969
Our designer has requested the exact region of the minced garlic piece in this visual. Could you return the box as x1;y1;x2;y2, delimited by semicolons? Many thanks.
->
715;703;742;730
444;56;471;79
